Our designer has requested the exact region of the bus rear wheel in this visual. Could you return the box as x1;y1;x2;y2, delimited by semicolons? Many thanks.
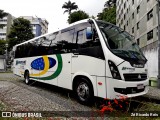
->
75;78;93;105
24;71;31;85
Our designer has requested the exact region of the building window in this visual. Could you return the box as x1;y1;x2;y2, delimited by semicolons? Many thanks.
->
124;2;126;9
132;27;134;33
147;30;153;40
137;22;139;30
124;25;126;30
127;21;128;26
132;13;134;19
124;14;126;20
132;0;134;4
0;19;7;22
147;9;153;21
121;19;123;25
137;5;140;14
0;33;6;36
137;38;140;45
121;9;123;15
117;18;119;23
127;8;128;13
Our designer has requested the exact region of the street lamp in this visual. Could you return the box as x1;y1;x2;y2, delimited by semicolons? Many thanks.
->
156;0;160;89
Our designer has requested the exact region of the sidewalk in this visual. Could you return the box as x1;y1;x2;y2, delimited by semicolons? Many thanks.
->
143;86;160;100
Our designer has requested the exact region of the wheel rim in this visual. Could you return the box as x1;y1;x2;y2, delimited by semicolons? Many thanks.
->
77;82;90;101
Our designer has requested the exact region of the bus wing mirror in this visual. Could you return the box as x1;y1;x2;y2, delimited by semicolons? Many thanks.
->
86;27;93;39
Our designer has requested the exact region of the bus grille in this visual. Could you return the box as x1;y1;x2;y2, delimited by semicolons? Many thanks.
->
114;87;145;95
123;73;147;81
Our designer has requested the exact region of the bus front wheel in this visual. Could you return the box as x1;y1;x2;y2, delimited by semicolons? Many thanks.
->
75;78;93;105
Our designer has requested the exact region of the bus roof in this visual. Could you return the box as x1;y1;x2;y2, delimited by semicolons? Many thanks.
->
14;18;95;48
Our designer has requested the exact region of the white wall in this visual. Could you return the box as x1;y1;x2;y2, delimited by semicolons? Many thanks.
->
0;59;5;70
144;48;158;78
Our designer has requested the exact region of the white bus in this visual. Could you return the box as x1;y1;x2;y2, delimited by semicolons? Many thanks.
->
13;19;149;104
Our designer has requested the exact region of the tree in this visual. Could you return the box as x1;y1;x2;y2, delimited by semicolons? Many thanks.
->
62;0;78;15
0;40;6;55
7;18;34;50
104;0;116;9
68;10;89;24
98;6;116;24
0;9;8;28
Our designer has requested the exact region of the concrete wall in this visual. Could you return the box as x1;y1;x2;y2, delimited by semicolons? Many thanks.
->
0;55;6;72
144;48;158;78
0;59;5;69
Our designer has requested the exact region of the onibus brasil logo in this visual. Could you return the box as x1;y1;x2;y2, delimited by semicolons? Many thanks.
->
30;54;62;80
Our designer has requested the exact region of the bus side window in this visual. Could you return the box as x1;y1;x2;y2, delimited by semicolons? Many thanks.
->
77;29;85;48
15;46;20;58
60;28;75;53
75;23;105;60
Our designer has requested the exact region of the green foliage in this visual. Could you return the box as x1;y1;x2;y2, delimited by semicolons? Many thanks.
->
0;9;8;28
62;0;78;15
0;40;6;55
7;18;34;50
97;6;116;25
104;0;116;9
68;10;89;24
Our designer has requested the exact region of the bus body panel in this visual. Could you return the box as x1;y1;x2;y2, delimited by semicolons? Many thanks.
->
96;76;106;98
71;55;106;97
57;54;72;89
72;55;105;76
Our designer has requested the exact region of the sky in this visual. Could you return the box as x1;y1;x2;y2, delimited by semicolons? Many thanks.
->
0;0;107;33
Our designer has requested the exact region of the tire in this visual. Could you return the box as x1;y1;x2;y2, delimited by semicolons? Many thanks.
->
24;71;31;85
75;78;94;105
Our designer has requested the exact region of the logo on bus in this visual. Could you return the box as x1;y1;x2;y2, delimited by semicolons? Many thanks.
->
30;55;63;80
16;60;26;65
31;57;56;70
122;67;135;71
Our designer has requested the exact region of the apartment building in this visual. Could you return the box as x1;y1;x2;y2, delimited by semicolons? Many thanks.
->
116;0;160;79
20;16;48;37
0;14;15;40
116;0;158;51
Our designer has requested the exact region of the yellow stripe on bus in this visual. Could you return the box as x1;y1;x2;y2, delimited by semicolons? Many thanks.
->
30;56;49;77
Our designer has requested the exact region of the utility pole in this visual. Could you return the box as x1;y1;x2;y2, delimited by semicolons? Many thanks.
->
157;0;160;89
5;43;8;71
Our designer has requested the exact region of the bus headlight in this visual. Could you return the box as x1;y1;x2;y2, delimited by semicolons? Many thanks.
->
108;60;121;80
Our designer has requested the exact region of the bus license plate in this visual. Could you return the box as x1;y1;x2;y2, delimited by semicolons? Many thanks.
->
137;84;144;89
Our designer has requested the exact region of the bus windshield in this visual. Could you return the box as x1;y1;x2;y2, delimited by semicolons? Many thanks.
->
96;21;147;65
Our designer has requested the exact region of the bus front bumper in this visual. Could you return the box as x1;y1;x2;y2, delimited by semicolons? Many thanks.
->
106;78;149;99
